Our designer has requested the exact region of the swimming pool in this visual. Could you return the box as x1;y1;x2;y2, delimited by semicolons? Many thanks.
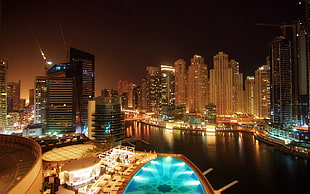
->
123;156;206;193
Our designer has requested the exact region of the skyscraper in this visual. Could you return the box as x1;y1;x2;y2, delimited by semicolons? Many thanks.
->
117;80;129;96
159;64;175;121
303;0;310;129
7;80;21;112
160;64;175;106
143;66;160;112
117;80;137;109
230;59;244;113
70;48;95;133
134;86;142;110
255;62;270;119
117;80;129;108
293;21;309;126
46;76;75;134
34;48;95;135
34;76;48;124
174;59;187;106
128;82;137;108
269;36;293;128
244;76;255;115
0;60;7;129
188;55;208;113
209;52;233;116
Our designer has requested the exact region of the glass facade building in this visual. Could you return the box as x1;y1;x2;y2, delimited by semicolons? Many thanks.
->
70;48;95;133
88;97;124;143
42;48;95;134
46;77;76;134
269;36;293;128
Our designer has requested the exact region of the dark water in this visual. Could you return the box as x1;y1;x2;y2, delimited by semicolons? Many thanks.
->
125;121;309;194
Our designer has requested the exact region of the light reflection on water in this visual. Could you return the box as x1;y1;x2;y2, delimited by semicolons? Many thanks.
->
125;121;309;194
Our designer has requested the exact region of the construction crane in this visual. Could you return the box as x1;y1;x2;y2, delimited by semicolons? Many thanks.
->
59;23;69;61
256;23;296;38
31;29;52;75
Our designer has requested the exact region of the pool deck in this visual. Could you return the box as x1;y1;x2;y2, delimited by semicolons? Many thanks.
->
56;149;217;194
116;153;216;194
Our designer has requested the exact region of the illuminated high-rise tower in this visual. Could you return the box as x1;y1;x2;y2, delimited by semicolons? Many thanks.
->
174;59;187;106
40;48;94;134
46;76;75;134
209;52;233;116
117;80;137;109
0;60;7;129
230;59;244;113
34;76;48;124
159;64;175;121
269;36;293;128
7;80;21;112
244;76;255;115
255;61;270;119
187;55;208;113
143;66;160;112
160;64;175;106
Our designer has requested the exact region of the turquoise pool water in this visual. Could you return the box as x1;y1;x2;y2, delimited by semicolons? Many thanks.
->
123;156;205;194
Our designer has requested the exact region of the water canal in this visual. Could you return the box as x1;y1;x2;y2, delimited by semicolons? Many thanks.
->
125;121;309;194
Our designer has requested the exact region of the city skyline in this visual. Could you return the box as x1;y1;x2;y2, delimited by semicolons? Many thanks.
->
1;0;302;99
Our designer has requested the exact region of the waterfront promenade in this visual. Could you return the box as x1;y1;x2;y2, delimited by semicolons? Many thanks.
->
253;132;310;160
137;120;310;160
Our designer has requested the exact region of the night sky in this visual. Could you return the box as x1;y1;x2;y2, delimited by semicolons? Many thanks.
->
0;0;303;99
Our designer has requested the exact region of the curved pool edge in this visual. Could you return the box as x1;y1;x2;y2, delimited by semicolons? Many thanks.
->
117;153;216;194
